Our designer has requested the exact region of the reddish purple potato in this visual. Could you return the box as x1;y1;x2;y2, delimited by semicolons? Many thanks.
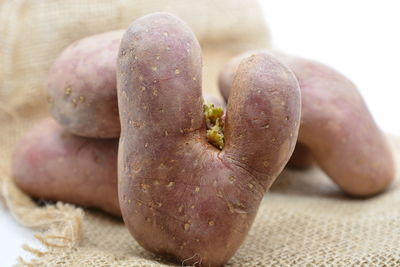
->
47;30;124;138
11;94;224;219
46;31;225;139
12;118;120;216
219;51;395;197
117;13;300;266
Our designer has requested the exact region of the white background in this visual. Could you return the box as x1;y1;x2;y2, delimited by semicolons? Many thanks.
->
260;0;400;135
1;1;399;266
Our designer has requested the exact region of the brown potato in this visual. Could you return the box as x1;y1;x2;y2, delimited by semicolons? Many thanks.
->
11;118;120;216
117;13;300;266
219;51;395;197
47;30;124;138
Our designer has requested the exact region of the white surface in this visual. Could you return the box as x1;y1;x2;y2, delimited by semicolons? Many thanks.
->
1;1;400;266
0;205;39;266
260;0;400;135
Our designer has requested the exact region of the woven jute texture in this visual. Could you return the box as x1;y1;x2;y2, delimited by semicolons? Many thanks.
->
1;1;400;266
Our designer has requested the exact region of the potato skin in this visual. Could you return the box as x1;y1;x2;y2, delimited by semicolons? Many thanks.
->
12;118;120;216
219;51;395;196
47;30;224;139
117;13;300;267
47;30;124;138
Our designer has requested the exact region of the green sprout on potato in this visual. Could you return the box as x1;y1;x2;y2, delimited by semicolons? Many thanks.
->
204;101;225;149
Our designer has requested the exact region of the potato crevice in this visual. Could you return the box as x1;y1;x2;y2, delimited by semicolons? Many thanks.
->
204;102;225;149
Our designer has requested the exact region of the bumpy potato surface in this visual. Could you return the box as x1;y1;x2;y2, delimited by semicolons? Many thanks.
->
117;13;300;266
219;51;395;197
12;118;120;216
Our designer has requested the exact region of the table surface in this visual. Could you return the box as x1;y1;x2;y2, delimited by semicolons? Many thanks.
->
0;206;39;266
1;1;400;266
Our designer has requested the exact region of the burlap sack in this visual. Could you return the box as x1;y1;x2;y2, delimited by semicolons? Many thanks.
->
1;1;399;266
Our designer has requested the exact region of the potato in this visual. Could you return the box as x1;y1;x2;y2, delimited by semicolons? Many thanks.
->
47;30;124;138
11;118;120;216
46;31;225;139
219;51;395;197
117;13;300;266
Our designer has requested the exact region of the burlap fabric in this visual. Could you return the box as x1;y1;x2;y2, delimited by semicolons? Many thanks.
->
1;1;399;266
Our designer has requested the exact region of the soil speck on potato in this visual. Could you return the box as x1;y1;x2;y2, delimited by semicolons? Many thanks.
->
64;87;72;96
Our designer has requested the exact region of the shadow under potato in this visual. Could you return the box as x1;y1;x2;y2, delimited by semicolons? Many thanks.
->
271;165;397;200
34;198;124;221
272;167;351;200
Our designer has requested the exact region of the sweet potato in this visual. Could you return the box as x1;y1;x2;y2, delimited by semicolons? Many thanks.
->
47;30;124;138
219;51;395;197
11;118;120;216
117;13;300;266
